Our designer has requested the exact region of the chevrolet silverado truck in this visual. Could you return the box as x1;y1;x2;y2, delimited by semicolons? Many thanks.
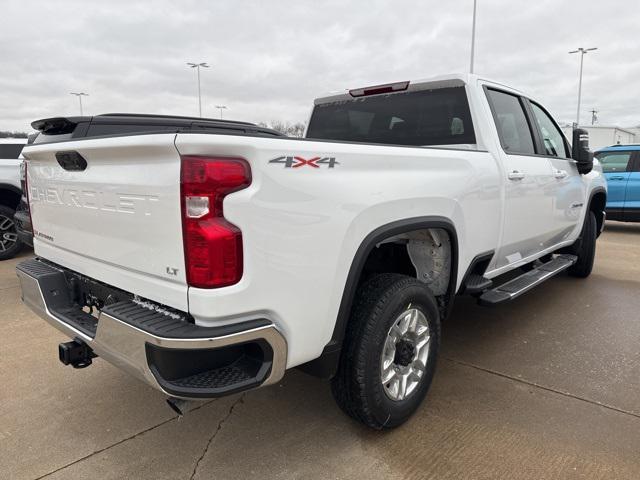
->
0;137;28;260
17;74;606;429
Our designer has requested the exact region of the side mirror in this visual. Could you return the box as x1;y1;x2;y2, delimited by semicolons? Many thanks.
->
572;128;593;175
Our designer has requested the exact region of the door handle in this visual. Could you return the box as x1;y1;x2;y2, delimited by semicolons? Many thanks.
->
553;169;568;179
609;176;625;180
508;170;525;180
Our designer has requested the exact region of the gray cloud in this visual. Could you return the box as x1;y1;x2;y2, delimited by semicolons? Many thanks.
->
1;0;639;131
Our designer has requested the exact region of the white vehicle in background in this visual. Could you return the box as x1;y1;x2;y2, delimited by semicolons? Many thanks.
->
18;74;606;429
0;137;27;259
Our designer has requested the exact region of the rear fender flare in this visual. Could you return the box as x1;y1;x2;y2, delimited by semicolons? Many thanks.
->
309;216;459;378
330;188;602;335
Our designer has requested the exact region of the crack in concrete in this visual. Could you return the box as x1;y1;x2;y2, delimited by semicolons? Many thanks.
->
33;400;216;480
189;394;245;480
31;358;636;480
445;357;640;420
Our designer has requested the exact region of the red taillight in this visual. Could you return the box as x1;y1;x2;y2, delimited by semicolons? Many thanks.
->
180;156;251;288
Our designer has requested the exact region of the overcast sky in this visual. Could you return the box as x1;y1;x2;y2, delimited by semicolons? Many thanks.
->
1;0;639;132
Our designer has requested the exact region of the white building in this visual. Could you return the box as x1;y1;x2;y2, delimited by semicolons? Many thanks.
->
561;125;639;151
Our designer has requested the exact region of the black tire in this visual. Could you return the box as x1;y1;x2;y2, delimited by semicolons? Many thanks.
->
331;273;441;429
0;205;23;261
568;211;596;278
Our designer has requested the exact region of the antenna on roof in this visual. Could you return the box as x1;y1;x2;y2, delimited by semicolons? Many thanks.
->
469;0;478;73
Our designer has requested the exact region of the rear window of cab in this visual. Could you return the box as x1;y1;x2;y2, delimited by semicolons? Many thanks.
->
307;87;476;147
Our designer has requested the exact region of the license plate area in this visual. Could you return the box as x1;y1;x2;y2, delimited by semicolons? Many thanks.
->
21;258;193;339
29;259;134;339
62;267;133;314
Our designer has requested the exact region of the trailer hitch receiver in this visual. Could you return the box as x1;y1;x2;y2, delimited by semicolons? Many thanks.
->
58;339;96;368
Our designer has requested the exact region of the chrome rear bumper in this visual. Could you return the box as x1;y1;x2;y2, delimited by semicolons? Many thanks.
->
17;258;287;399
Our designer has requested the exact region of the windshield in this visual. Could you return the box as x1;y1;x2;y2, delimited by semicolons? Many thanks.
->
306;86;475;147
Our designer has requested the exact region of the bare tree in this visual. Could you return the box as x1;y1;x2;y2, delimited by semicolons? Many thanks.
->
0;130;28;138
286;122;306;138
259;121;306;138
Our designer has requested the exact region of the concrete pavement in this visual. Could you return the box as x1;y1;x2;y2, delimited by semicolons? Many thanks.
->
1;221;639;479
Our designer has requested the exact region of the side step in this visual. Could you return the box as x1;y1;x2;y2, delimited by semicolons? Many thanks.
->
464;273;493;295
478;254;577;306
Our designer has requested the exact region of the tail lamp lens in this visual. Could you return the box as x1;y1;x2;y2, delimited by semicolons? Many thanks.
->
180;156;251;288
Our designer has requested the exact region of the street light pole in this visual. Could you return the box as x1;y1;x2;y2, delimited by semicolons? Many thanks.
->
215;105;227;119
187;62;210;117
470;0;478;73
70;92;88;116
569;47;597;126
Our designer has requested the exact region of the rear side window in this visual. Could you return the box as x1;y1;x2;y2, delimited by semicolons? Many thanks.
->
306;86;476;147
595;151;632;173
486;89;535;155
0;144;25;159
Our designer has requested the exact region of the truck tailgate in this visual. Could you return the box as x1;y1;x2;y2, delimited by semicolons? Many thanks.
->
22;134;188;310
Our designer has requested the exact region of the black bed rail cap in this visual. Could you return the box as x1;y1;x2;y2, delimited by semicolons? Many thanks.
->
97;112;256;127
30;112;287;142
31;116;88;134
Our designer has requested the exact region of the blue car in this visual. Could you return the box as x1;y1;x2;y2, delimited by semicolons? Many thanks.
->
594;145;640;222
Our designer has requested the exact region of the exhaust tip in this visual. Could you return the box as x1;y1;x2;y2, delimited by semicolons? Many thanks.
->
166;397;192;417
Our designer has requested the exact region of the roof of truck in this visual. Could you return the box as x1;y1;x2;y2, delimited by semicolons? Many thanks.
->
313;73;523;105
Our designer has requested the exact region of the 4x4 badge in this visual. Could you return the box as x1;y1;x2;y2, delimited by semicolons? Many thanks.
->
269;156;339;169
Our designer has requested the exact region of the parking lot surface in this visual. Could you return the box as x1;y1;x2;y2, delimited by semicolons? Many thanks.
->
1;222;639;479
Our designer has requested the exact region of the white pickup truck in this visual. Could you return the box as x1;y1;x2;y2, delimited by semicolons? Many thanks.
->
17;74;606;429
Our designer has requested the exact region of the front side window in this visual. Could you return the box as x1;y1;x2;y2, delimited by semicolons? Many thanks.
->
530;103;569;158
306;86;476;147
594;151;632;173
486;89;535;155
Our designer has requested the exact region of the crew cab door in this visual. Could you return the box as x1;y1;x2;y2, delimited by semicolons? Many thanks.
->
527;101;585;242
484;87;557;270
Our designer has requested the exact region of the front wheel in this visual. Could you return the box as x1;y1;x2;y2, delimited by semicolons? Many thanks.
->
0;205;23;261
331;273;441;429
568;210;597;278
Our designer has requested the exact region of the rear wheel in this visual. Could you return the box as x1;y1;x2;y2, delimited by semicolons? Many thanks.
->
0;205;22;261
331;273;441;429
568;211;597;278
